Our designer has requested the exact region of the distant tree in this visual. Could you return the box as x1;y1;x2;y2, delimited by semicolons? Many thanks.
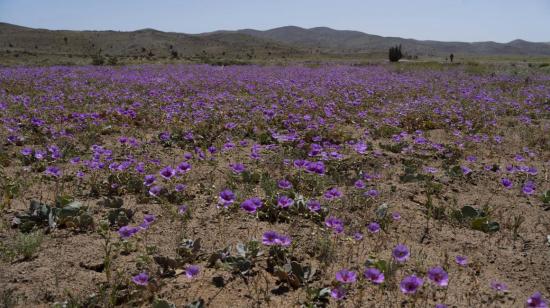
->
63;37;68;45
450;53;454;63
389;45;403;62
170;50;178;59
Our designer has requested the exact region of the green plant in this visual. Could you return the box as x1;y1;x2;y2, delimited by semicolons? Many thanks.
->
14;231;43;260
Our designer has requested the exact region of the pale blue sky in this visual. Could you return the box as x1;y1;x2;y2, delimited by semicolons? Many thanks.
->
1;0;549;42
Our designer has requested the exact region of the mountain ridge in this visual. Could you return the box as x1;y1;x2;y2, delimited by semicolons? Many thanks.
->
1;22;549;63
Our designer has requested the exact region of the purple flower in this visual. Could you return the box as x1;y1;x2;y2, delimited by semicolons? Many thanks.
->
143;214;156;225
364;268;385;284
277;179;293;190
435;304;448;308
20;147;33;156
241;197;262;213
178;205;188;215
177;161;191;174
262;231;291;247
367;222;381;233
159;166;175;179
523;181;536;195
400;275;424;294
175;183;187;192
427;266;448;287
490;280;508;292
354;141;368;154
324;187;342;200
501;178;513;189
185;265;200;279
424;166;438;174
335;269;357;284
325;216;344;234
365;189;379;198
132;272;149;286
455;255;468;266
305;161;325;175
148;185;163;197
230;163;246;174
45;166;61;178
293;159;307;169
218;189;236;208
392;212;401;221
307;200;321;212
354;179;366;189
277;195;294;208
34;150;46;160
118;225;140;239
353;232;363;240
330;286;346;300
461;165;472;175
392;244;410;263
526;292;548;308
143;174;156;186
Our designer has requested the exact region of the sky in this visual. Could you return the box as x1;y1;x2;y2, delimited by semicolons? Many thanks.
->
1;0;549;43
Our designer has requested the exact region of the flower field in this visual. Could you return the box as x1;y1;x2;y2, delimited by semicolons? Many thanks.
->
0;64;549;307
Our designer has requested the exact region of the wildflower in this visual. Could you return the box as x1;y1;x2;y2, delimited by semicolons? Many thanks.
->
177;161;191;174
185;265;200;279
392;212;401;221
159;166;175;179
293;159;306;169
523;181;536;195
354;179;366;189
175;183;187;192
307;200;321;212
143;214;156;225
278;179;293;190
20;147;32;156
501;178;513;189
335;269;357;284
330;286;346;300
435;304;448;308
367;222;381;233
218;189;236;208
392;244;410;263
354;141;368;154
262;231;291;247
230;163;246;174
241;197;262;213
365;189;379;198
490;280;508;292
461;166;472;175
353;232;363;241
132;272;149;286
148;185;163;197
119;225;140;239
305;161;325;175
455;255;468;266
364;268;385;284
427;266;449;287
143;174;156;186
277;195;294;208
178;205;188;215
424;166;438;174
526;292;548;308
324;187;342;200
45;166;61;178
325;216;344;234
400;275;423;294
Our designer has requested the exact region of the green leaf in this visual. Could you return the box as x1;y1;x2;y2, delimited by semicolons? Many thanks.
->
461;205;479;219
